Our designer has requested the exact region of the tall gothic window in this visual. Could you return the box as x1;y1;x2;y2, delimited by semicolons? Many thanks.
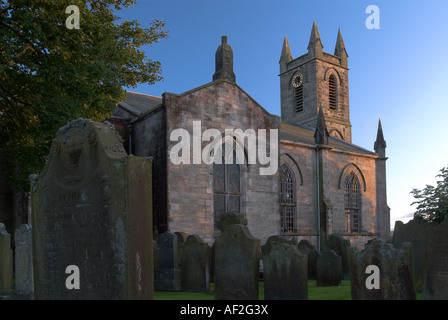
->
280;164;296;233
344;172;361;233
329;74;337;110
213;143;241;229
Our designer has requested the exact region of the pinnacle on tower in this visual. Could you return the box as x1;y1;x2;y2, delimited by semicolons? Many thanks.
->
213;35;236;83
308;20;323;59
314;106;329;145
279;35;292;74
374;119;387;157
280;35;292;63
334;28;348;67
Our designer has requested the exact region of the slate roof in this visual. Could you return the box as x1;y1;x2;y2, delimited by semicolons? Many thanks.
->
280;122;377;156
113;90;377;157
112;91;162;121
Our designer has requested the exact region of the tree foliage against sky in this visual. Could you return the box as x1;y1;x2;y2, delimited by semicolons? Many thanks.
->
411;166;448;223
0;0;168;190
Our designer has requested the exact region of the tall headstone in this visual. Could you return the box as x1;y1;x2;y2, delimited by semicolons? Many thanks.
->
316;249;342;286
214;224;260;300
422;219;448;300
0;223;13;295
392;218;437;290
181;234;210;293
14;224;34;297
262;238;307;300
297;239;316;280
307;249;319;280
154;231;182;291
348;239;416;300
327;233;350;280
31;119;153;300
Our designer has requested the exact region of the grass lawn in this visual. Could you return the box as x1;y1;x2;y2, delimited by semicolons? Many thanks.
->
155;280;352;300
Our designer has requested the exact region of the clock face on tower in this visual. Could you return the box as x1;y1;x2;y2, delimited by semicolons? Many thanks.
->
291;72;303;88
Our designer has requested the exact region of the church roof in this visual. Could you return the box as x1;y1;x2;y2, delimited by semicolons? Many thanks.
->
112;91;162;121
280;122;377;157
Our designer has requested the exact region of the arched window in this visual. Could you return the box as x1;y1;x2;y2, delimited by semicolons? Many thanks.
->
344;172;361;233
329;74;337;110
280;164;296;233
213;143;241;229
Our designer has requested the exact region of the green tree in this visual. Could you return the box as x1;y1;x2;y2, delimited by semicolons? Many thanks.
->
0;0;167;190
411;166;448;223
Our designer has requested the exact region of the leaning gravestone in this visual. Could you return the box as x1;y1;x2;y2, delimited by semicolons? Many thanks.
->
262;237;307;300
154;231;182;291
0;223;13;295
392;218;437;290
422;219;448;300
31;119;153;300
214;223;260;300
181;234;210;293
14;224;34;297
316;249;342;286
348;239;416;300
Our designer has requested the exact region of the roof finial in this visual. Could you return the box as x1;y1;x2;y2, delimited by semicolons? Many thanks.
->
213;35;236;83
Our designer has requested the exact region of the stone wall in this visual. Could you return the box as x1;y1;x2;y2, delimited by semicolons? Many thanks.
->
164;80;280;245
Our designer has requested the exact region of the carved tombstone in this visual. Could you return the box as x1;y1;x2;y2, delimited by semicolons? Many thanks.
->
422;219;448;300
316;249;342;286
392;218;437;290
348;239;416;300
181;234;210;293
262;237;307;300
0;223;13;295
214;224;260;300
154;231;182;291
327;233;350;280
14;224;34;296
31;119;153;300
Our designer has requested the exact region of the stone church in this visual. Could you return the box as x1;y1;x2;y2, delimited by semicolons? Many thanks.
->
109;22;390;249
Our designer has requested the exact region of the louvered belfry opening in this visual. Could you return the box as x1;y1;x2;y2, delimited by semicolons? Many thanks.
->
295;85;304;112
329;74;337;110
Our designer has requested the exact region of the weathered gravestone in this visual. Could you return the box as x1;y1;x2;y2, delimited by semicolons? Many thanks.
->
327;233;350;280
262;236;307;300
316;249;342;286
307;249;319;280
181;234;210;293
31;119;153;300
0;223;13;295
217;212;248;232
153;239;159;275
422;219;448;300
14;224;34;297
392;218;437;290
210;212;248;283
297;239;317;280
154;231;182;291
348;239;416;300
214;223;260;300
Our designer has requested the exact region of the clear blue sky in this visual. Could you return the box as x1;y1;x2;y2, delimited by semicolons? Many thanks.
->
118;0;448;227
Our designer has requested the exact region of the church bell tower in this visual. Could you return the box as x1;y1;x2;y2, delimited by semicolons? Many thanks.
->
280;21;352;143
